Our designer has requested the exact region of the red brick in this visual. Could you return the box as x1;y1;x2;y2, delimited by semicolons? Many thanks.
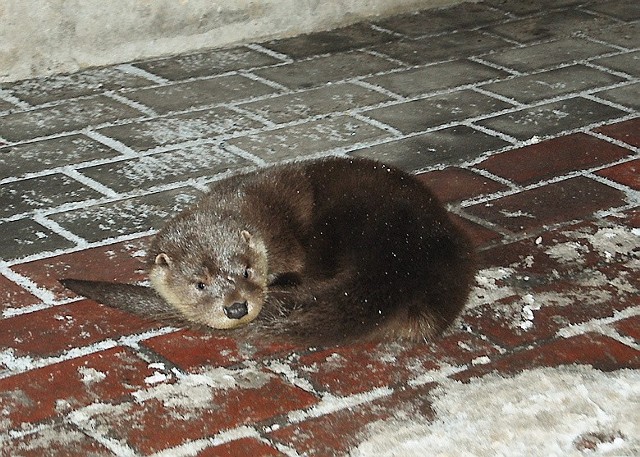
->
476;133;631;185
143;329;244;369
597;158;640;190
0;300;160;358
0;275;40;314
80;374;318;455
417;168;507;203
11;237;150;299
0;347;154;430
613;315;640;341
450;214;502;248
464;177;626;234
455;333;640;381
198;438;284;457
595;118;640;148
0;423;111;456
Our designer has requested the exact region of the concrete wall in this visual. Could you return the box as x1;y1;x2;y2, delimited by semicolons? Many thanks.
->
0;0;462;83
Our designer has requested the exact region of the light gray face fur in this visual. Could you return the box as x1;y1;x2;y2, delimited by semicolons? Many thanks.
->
148;222;269;329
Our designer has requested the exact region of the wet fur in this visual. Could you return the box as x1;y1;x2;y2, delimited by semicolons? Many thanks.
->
61;157;476;346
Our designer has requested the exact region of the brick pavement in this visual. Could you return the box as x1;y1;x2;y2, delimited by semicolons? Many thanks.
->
0;0;638;455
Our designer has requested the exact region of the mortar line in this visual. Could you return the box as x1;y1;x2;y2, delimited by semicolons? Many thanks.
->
115;63;171;85
32;213;87;246
103;91;158;117
0;88;31;110
245;43;293;63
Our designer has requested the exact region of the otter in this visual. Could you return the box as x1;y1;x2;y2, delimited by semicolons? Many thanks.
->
61;157;475;346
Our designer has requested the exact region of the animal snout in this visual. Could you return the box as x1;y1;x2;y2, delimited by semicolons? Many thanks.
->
224;301;248;319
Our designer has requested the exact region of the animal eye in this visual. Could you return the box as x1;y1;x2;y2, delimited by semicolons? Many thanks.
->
196;282;206;290
243;267;251;279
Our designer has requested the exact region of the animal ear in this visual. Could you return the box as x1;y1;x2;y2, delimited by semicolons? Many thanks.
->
241;230;252;243
155;253;172;268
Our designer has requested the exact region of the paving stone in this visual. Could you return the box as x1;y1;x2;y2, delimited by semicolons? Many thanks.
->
593;50;640;77
351;125;511;171
122;75;278;115
0;423;111;456
613;316;640;341
48;187;202;242
370;30;512;66
597;158;640;190
0;173;105;219
198;438;285;457
239;82;391;124
1;67;154;105
72;373;318;455
0;95;144;142
480;37;618;72
483;0;585;16
585;21;639;48
0;219;75;262
0;300;159;358
476;132;632;185
96;107;265;151
142;329;244;370
455;333;640;380
364;59;508;98
482;64;627;103
228;116;390;162
451;214;503;248
364;89;514;134
11;237;150;299
375;2;509;37
78;145;251;193
0;276;40;314
134;46;282;80
594;83;640;111
0;347;155;431
0;134;121;180
263;22;397;59
416;167;508;203
464;176;628;233
252;51;401;90
585;0;640;21
594;117;640;147
476;97;627;141
487;9;618;43
0;97;16;113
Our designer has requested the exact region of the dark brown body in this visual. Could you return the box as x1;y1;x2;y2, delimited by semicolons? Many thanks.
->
62;157;475;346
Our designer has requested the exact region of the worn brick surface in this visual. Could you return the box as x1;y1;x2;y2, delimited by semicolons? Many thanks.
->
1;1;639;455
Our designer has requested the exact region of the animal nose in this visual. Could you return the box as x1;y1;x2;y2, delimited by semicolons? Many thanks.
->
224;301;248;319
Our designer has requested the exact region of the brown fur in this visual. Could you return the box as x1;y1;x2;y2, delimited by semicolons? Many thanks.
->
62;157;476;346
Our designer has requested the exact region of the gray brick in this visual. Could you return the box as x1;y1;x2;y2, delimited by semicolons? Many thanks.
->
251;51;400;90
263;23;396;59
585;0;640;21
488;10;618;43
482;65;627;104
0;98;16;113
227;116;390;162
78;146;251;193
375;3;509;37
350;125;511;171
476;97;628;140
134;47;281;80
0;96;143;142
595;83;640;110
1;68;153;105
480;37;618;72
49;188;202;242
0;174;104;219
0;219;75;261
122;75;278;115
585;22;639;48
238;83;390;124
0;135;120;180
96;107;264;151
593;51;640;77
364;60;509;98
364;90;514;134
483;0;585;16
371;31;512;66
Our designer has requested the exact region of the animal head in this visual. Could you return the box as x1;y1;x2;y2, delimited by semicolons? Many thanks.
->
148;229;269;329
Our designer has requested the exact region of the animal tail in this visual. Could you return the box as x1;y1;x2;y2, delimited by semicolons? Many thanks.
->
59;279;180;322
